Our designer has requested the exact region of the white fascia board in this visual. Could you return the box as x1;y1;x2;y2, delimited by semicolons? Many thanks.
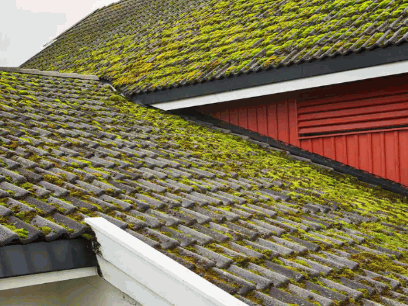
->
85;217;248;306
96;255;170;306
154;60;408;111
0;267;97;291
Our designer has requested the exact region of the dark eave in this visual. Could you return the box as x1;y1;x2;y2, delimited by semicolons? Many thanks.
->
0;239;97;279
132;43;408;106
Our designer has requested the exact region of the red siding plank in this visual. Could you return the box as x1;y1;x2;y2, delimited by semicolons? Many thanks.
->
312;138;324;156
238;107;248;129
300;139;313;152
385;132;398;182
277;100;290;143
323;137;336;160
335;136;348;165
395;131;401;183
267;103;278;139
256;104;268;136
248;107;258;133
298;109;408;129
358;134;372;173
299;116;408;135
372;132;386;178
399;130;408;186
346;135;359;169
229;108;239;126
219;109;230;123
288;99;299;147
298;94;408;116
298;97;408;121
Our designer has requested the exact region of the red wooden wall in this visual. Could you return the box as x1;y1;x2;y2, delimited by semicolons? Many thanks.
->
197;74;408;187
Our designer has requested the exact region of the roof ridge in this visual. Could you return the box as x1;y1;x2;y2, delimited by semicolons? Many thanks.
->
0;67;99;81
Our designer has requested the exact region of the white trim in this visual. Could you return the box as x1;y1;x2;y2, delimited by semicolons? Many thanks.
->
154;60;408;110
0;267;98;291
96;255;171;306
85;217;248;306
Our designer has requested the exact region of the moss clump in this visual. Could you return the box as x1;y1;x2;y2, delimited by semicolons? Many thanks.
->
43;174;65;186
350;252;408;276
82;233;95;240
14;228;29;239
108;94;127;105
39;227;53;235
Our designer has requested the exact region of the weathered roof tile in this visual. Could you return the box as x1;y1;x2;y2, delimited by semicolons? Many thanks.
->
1;70;408;305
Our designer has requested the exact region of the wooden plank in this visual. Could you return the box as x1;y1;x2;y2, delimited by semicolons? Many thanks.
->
256;104;268;136
334;136;348;165
298;92;408;115
298;98;408;121
312;138;324;156
298;109;408;129
219;109;230;123
399;130;408;186
372;132;386;178
238;107;248;129
358;134;372;173
323;137;336;160
288;99;299;147
267;103;278;139
346;134;359;169
248;107;258;133
229;108;239;126
394;131;401;183
385;131;398;182
277;100;290;143
300;139;313;152
299;116;408;135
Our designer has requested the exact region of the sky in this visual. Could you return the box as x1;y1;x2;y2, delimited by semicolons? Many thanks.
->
0;0;120;67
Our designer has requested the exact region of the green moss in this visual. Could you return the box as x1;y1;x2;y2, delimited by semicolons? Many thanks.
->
350;252;408;276
20;0;406;94
43;174;65;186
82;233;95;240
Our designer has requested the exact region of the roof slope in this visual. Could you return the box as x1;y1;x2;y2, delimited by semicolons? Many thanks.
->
1;69;408;305
22;0;408;97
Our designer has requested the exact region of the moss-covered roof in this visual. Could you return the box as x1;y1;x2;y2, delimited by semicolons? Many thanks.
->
22;0;408;97
2;68;408;305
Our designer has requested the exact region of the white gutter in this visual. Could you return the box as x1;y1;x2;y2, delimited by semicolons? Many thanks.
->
154;60;408;111
85;217;248;306
0;267;97;291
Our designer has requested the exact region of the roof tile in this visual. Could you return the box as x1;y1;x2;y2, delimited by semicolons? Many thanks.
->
1;70;408;305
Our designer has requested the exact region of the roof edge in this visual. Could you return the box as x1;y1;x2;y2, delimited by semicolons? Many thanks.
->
0;238;98;279
0;67;99;81
154;59;408;110
133;43;408;107
174;109;408;198
85;217;248;306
